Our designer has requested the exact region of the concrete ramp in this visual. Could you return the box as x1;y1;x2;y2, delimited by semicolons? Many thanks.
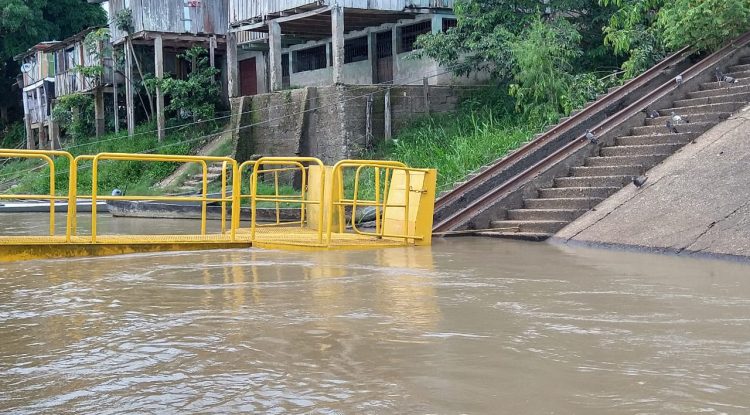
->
554;105;750;260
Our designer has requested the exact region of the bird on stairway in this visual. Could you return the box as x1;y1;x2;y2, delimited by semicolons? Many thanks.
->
670;111;689;125
675;75;683;86
641;107;660;118
633;175;648;187
585;129;598;144
666;120;679;134
714;67;737;84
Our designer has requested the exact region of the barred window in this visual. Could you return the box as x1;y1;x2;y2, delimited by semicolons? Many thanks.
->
442;18;457;32
293;46;327;73
398;21;432;53
344;36;369;64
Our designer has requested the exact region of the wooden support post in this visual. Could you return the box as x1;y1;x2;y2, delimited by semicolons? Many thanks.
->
113;78;119;133
22;93;35;149
365;94;373;148
268;21;282;92
209;35;216;68
331;5;344;84
38;124;49;150
125;40;135;137
227;32;239;97
154;34;165;142
423;77;430;114
49;117;61;150
24;115;35;150
384;89;392;141
94;87;105;137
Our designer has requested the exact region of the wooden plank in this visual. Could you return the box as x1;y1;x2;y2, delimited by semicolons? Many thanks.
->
155;34;165;142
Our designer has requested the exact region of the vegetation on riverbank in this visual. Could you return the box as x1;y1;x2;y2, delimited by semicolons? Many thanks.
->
0;121;221;196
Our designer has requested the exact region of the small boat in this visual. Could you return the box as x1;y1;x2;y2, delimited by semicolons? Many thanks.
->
0;200;107;213
106;199;300;222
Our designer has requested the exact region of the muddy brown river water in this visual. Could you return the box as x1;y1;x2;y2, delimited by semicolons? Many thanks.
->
1;213;750;414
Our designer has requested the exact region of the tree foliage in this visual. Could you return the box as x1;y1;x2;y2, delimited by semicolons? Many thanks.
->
144;47;221;121
0;0;106;123
51;92;94;140
508;18;582;120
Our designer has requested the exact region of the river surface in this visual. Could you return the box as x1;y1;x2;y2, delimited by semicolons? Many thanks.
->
1;214;750;414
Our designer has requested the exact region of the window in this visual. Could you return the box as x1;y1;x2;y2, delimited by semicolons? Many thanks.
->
398;21;432;53
344;36;369;63
293;45;327;73
442;18;457;32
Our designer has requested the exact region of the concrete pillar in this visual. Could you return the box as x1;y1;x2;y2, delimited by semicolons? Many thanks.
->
49;117;61;150
154;34;165;142
391;28;399;83
125;40;135;137
331;5;345;84
268;21;282;92
227;32;239;97
368;31;377;84
94;87;105;137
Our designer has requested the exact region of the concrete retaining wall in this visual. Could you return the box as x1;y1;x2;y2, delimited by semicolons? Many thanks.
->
230;84;476;164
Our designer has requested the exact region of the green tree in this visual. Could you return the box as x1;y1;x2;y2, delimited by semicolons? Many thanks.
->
601;0;750;78
414;0;619;80
145;47;221;122
0;0;106;125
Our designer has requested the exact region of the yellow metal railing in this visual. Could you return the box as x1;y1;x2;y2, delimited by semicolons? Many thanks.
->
0;149;435;249
329;160;433;245
0;149;75;238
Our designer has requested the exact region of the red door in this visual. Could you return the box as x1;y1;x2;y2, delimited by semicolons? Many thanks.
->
240;58;257;96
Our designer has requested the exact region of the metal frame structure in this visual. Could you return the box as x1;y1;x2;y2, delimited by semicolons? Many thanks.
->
0;151;436;261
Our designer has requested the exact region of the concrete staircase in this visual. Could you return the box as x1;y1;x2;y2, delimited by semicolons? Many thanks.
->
177;165;227;193
485;57;750;241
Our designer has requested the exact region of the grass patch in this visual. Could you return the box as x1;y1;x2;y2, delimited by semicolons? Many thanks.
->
0;121;222;196
368;90;557;193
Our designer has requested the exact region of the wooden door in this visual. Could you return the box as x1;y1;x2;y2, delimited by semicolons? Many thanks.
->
375;31;393;84
239;58;258;96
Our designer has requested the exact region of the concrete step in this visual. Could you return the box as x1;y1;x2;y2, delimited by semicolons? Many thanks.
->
555;175;633;188
508;208;586;221
190;173;222;181
616;132;697;146
476;231;552;241
689;83;750;99
601;143;683;157
524;197;605;210
178;186;199;193
538;186;620;199
659;102;746;117
570;165;643;177
673;91;750;107
729;63;750;73
701;77;750;90
739;56;750;65
644;111;731;126
724;69;750;79
585;154;670;170
490;220;568;234
632;121;714;135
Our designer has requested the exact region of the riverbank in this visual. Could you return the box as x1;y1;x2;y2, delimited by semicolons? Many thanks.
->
554;104;750;261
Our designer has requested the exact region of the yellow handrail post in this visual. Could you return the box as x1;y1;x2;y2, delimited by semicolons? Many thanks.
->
274;170;280;225
374;167;380;234
221;161;227;235
48;161;55;236
201;161;208;236
91;155;99;243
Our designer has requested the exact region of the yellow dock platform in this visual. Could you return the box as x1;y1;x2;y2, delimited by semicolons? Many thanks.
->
0;151;436;262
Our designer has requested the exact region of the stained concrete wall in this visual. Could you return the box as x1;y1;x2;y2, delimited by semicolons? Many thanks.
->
230;84;475;164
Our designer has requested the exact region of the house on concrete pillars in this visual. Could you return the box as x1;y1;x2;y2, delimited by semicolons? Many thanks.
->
93;0;229;139
15;42;59;150
227;0;475;96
